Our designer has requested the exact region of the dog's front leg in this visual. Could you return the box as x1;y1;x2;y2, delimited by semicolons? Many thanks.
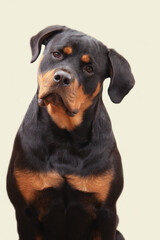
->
15;207;39;240
93;206;118;240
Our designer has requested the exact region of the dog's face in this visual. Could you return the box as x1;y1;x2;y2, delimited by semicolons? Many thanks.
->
37;29;109;116
30;25;135;129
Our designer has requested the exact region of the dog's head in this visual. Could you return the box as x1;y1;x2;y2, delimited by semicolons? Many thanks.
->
30;25;135;129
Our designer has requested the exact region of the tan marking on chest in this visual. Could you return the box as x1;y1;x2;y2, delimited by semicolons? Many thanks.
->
66;169;114;202
14;169;64;202
47;82;101;131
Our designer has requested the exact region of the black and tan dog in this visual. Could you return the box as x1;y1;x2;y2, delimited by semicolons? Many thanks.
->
7;25;135;240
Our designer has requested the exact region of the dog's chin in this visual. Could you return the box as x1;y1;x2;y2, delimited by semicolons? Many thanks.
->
38;93;79;117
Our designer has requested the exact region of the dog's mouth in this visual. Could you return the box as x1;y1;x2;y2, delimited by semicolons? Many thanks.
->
38;92;79;117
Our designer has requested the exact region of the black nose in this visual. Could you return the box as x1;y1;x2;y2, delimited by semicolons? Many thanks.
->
53;70;73;86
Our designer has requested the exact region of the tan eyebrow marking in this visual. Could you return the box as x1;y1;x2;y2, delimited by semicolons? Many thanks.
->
81;54;90;63
63;46;73;55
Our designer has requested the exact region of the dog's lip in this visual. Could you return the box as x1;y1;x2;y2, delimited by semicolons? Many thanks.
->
66;108;79;117
38;93;79;117
39;92;55;101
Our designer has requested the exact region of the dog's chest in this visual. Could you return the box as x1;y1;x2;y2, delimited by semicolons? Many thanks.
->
14;169;114;220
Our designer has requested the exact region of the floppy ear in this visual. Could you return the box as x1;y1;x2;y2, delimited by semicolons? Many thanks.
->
107;49;135;103
30;25;67;63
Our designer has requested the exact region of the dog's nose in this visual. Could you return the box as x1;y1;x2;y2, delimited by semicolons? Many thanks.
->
53;70;73;86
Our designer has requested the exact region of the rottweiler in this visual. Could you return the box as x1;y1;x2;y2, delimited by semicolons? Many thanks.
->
7;25;135;240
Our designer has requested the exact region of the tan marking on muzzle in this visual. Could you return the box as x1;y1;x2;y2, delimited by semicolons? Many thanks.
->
81;54;90;63
38;70;56;99
63;46;73;55
47;82;101;131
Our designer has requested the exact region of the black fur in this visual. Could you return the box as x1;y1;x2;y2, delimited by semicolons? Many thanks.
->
7;25;134;240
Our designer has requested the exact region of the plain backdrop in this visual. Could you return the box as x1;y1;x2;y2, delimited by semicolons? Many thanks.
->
1;0;160;239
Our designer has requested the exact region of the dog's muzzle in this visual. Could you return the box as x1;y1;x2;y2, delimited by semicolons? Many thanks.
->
38;68;79;116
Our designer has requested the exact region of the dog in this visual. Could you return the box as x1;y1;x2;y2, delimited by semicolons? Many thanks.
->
7;25;135;240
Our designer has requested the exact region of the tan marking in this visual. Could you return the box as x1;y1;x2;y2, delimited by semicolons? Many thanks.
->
47;82;101;131
81;54;90;63
66;169;114;202
63;46;72;55
36;236;43;240
93;231;101;240
38;70;56;99
14;169;64;202
85;205;97;219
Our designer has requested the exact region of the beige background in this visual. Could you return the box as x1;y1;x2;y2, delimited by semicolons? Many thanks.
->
1;0;160;239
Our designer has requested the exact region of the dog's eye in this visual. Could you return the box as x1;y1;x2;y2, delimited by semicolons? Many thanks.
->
52;51;62;59
84;65;94;74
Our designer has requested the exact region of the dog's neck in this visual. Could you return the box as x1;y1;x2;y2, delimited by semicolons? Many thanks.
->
37;94;105;146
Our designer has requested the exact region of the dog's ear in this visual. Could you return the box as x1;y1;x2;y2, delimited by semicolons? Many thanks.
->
107;49;135;103
30;25;67;63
